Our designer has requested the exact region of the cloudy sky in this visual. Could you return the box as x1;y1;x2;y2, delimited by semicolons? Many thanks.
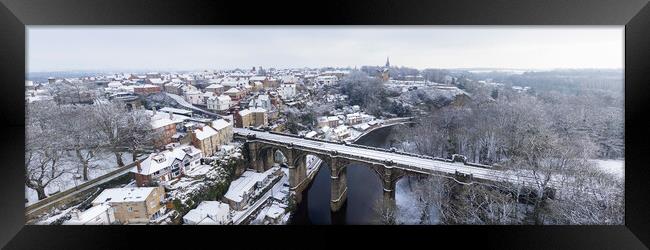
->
27;26;623;72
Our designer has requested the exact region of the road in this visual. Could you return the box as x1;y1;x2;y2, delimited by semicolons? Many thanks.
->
235;128;564;190
165;93;224;119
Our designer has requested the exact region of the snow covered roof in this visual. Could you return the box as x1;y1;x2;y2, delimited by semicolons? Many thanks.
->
217;95;231;101
327;116;340;121
108;81;123;88
130;145;201;175
148;78;165;84
250;107;266;113
212;119;231;130
320;126;331;133
250;76;267;81
194;125;218;140
265;203;285;219
346;113;361;119
224;88;240;94
353;123;371;131
206;83;224;89
134;84;160;88
334;125;349;133
224;171;260;203
63;204;112;225
147;110;189;129
159;107;193;116
183;201;230;225
239;109;252;116
224;167;278;203
92;187;158;204
305;131;318;138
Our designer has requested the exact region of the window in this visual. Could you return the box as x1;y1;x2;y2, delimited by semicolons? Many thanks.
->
128;207;133;212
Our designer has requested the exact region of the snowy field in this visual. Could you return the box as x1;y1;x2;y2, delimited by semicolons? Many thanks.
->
593;159;624;180
25;151;134;206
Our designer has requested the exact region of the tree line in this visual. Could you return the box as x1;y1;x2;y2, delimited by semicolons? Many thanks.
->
26;100;159;200
377;77;623;225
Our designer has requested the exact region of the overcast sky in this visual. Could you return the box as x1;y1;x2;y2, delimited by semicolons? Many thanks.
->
27;26;623;72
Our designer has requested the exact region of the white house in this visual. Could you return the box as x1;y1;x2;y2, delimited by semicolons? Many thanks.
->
249;94;272;110
345;113;362;125
63;204;115;225
131;145;203;187
183;201;232;225
316;75;338;85
205;83;224;94
206;94;231;112
333;125;350;139
184;90;204;105
278;83;297;100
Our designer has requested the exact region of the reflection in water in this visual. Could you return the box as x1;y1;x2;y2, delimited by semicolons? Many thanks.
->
290;125;406;225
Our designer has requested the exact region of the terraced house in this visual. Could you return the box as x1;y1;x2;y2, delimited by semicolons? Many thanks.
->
131;145;202;187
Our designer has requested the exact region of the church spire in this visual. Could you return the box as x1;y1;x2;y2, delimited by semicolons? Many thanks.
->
385;57;390;67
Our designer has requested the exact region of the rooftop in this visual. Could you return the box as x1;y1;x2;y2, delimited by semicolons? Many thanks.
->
183;201;231;225
130;145;201;175
212;119;231;130
92;187;158;204
194;125;218;140
159;107;193;116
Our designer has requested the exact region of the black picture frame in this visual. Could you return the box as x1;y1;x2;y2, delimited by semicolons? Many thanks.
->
1;0;649;249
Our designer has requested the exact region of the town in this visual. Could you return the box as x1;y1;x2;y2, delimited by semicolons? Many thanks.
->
26;55;624;225
25;58;476;225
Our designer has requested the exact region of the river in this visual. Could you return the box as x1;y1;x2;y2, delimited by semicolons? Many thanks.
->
289;124;434;224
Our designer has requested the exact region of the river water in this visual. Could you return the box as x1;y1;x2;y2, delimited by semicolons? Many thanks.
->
289;124;424;225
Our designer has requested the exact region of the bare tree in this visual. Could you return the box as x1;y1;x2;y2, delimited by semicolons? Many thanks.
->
90;101;128;167
25;101;69;200
56;105;102;181
120;108;158;162
372;198;398;225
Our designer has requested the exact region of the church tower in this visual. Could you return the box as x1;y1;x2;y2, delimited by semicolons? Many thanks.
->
381;56;390;82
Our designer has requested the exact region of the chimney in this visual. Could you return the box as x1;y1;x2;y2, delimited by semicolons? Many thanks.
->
168;110;173;120
136;161;142;173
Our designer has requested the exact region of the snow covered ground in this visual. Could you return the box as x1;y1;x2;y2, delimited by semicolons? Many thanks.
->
394;177;439;225
26;151;134;206
593;159;624;180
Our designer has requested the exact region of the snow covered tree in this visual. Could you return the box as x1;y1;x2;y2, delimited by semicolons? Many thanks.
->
339;70;387;116
120;108;158;162
90;101;128;167
56;104;103;181
25;101;69;200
